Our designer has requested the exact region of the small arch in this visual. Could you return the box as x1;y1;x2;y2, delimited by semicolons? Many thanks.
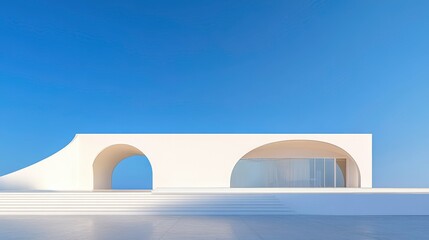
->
92;144;152;190
230;140;361;188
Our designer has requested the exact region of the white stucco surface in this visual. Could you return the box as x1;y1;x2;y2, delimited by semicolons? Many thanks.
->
0;134;372;190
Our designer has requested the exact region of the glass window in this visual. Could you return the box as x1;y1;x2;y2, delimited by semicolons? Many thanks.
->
230;158;344;188
336;159;346;187
314;158;325;187
324;158;335;187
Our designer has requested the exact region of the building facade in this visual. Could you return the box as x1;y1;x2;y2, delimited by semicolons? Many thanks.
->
0;134;372;190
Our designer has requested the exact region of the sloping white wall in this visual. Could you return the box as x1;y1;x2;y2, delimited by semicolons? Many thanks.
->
0;136;79;190
0;134;372;190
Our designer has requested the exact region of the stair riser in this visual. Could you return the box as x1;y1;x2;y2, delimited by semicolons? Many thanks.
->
0;193;292;215
0;212;293;215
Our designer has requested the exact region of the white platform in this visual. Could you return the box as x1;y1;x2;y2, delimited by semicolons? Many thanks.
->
1;188;429;216
0;191;292;215
153;187;429;194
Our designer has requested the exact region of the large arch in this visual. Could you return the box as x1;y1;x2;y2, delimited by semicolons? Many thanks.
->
92;144;152;190
230;140;362;188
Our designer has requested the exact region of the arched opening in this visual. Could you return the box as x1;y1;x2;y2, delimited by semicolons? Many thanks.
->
111;156;152;190
92;144;153;190
230;140;361;188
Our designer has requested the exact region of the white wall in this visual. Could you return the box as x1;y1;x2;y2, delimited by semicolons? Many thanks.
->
0;134;372;190
0;136;79;190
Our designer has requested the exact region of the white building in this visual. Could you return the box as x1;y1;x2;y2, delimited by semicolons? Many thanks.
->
0;134;372;191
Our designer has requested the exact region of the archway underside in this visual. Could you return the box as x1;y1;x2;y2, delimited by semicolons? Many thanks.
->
92;144;152;190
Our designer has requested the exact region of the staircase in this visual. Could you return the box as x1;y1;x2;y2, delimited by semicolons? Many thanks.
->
0;192;293;215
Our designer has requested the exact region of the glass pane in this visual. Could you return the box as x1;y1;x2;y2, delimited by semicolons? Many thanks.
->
336;159;346;187
308;158;316;187
314;158;325;187
231;158;342;188
324;158;335;187
230;159;266;187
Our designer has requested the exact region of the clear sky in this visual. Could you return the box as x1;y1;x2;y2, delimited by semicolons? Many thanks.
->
1;1;429;188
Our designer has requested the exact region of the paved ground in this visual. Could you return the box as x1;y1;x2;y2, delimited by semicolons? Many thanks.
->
0;215;428;240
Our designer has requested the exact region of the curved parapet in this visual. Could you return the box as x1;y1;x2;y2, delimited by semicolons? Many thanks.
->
0;136;79;190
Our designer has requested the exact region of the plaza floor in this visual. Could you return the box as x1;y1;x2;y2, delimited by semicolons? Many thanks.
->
0;215;428;240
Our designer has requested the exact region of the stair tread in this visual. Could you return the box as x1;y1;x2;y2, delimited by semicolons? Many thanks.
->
0;192;293;215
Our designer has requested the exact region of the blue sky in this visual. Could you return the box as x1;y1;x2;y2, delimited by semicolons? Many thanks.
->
1;0;429;188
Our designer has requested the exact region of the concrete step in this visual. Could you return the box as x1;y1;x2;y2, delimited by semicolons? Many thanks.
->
0;192;293;215
0;211;293;216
